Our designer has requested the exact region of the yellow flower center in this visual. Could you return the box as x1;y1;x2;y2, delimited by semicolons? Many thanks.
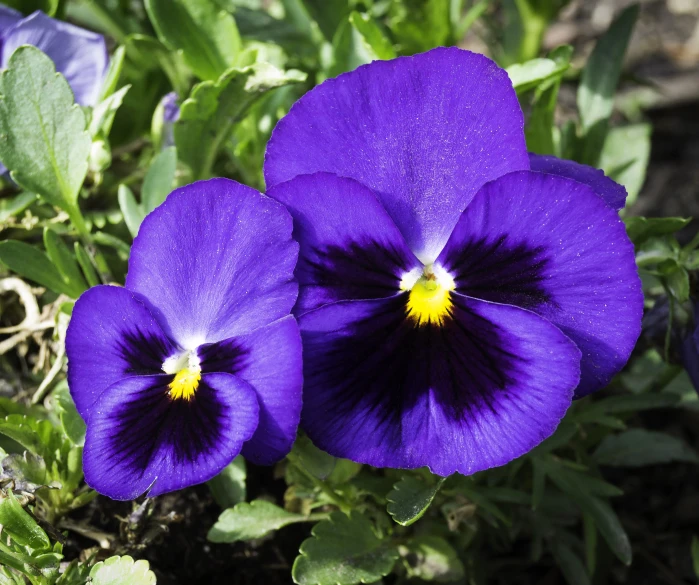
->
168;367;201;401
401;265;455;327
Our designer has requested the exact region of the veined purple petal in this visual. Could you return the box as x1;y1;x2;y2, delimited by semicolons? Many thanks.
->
528;153;627;211
82;373;259;500
0;5;21;33
268;173;420;314
126;179;298;348
161;91;180;124
1;11;108;106
66;285;176;420
298;294;580;475
264;47;528;263
439;170;642;397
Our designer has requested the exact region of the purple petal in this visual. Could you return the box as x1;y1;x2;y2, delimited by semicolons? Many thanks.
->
298;294;580;476
0;5;22;33
268;172;420;314
529;153;627;211
126;179;298;348
199;316;303;464
264;47;528;262
66;285;176;420
82;373;259;500
1;11;108;106
160;91;180;124
439;170;642;397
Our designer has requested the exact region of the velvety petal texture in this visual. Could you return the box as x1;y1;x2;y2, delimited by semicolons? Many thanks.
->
0;5;21;33
67;178;303;499
265;47;529;262
528;153;627;211
299;295;580;475
1;11;107;106
439;171;642;397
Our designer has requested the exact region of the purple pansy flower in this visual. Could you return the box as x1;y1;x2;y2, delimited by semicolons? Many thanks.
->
0;6;108;107
264;47;643;476
65;179;302;500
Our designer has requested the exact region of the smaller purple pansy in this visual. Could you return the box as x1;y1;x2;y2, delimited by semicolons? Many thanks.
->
66;179;302;500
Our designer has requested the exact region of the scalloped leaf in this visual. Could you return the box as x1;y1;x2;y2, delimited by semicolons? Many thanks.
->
293;511;399;585
89;555;156;585
387;475;444;526
208;500;308;543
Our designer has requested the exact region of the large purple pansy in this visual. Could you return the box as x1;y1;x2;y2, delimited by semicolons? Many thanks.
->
265;48;643;476
66;179;302;499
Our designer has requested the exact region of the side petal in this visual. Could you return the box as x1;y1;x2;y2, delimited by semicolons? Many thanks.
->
298;294;580;476
268;173;419;314
82;373;259;500
126;178;298;347
1;11;107;106
66;285;176;420
438;170;642;397
529;153;627;211
0;5;22;33
198;316;303;465
264;47;528;263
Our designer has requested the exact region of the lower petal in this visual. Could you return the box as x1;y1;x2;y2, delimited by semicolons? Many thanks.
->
298;294;580;476
82;373;259;500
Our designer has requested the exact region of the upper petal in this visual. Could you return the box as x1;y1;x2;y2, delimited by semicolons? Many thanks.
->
528;153;627;211
438;170;643;397
1;11;107;106
298;294;580;476
268;172;419;314
66;285;176;420
126;178;298;347
198;316;303;465
82;373;259;499
264;47;528;262
0;5;21;33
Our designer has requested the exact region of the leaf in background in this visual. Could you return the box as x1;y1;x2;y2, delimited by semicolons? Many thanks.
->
74;243;100;288
594;429;699;467
665;265;690;302
599;124;651;206
43;228;88;298
577;4;639;133
208;500;312;543
625;217;691;245
174;62;305;180
142;146;177;213
388;0;451;54
53;383;86;446
506;57;568;94
0;240;79;297
145;0;242;81
387;475;445;526
207;456;246;509
399;535;465;582
89;555;156;585
118;184;146;238
292;511;399;585
550;540;591;585
89;85;131;138
0;490;51;551
349;12;396;60
0;191;36;223
692;536;699;579
0;46;90;220
291;433;336;480
98;45;126;102
299;0;348;42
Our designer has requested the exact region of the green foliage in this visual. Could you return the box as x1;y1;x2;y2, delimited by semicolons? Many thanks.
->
386;474;445;526
594;429;699;467
89;556;156;585
207;456;246;509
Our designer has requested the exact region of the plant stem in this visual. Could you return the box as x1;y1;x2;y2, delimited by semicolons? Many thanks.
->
286;453;353;514
67;204;112;283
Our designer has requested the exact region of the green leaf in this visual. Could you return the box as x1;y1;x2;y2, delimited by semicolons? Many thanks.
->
0;46;90;217
43;228;87;298
593;429;699;467
98;46;126;102
625;217;691;245
292;434;336;480
208;500;312;542
387;475;444;526
300;0;348;41
506;57;568;94
348;12;396;60
399;535;465;582
293;511;399;585
89;85;131;138
0;491;50;550
599;123;651;205
207;456;246;509
53;384;86;446
0;240;77;297
550;540;591;585
0;192;36;223
577;4;639;132
74;243;100;288
388;0;451;54
692;536;699;578
89;555;156;585
174;62;305;180
0;415;60;461
145;0;242;81
142;146;177;213
118;184;146;238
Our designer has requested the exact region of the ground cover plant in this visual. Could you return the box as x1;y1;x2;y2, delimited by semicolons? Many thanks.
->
0;0;698;584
